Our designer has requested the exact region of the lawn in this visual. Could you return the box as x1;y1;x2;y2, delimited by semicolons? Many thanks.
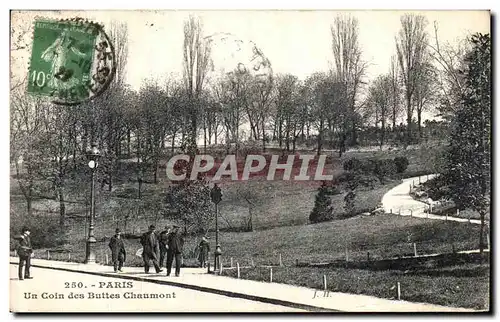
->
223;263;490;310
28;214;483;270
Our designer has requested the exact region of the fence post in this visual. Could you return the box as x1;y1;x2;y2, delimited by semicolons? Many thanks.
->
410;209;413;217
390;209;393;214
295;259;299;266
446;213;448;221
468;216;471;223
220;263;224;275
345;247;349;262
367;252;370;261
68;252;71;261
323;275;327;291
230;257;233;268
456;209;460;217
251;258;255;267
413;243;417;257
207;262;211;274
47;250;50;260
237;262;240;279
269;267;273;283
398;209;401;216
105;253;109;265
14;249;17;257
279;253;283;266
397;282;401;300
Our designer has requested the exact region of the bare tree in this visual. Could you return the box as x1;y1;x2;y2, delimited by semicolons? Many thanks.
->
10;91;50;217
414;54;437;140
428;21;469;119
183;15;211;154
367;74;392;149
389;55;402;132
330;14;368;147
395;13;429;146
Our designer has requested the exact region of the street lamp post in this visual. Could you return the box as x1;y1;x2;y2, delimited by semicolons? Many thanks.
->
85;144;100;264
210;183;222;272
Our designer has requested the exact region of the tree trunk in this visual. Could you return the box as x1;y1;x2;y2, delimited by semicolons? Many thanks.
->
27;198;33;218
108;172;113;191
351;119;357;147
479;210;485;254
406;95;412;147
261;116;266;152
417;107;423;141
203;122;207;154
380;119;386;150
127;129;131;157
317;119;324;155
278;120;283;148
59;186;66;227
171;132;176;153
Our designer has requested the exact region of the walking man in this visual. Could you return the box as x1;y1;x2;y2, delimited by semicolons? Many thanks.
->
16;226;33;280
166;225;184;277
197;236;210;268
108;228;126;273
140;225;162;274
158;226;170;268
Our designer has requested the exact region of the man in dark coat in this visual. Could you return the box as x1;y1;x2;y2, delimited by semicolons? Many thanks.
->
197;236;210;268
158;226;170;269
166;225;185;277
16;226;33;280
108;228;126;272
140;225;162;273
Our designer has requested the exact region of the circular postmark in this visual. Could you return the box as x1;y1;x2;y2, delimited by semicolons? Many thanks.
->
203;32;273;90
27;17;116;105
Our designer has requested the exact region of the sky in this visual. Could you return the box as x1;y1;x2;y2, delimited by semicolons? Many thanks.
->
10;10;490;91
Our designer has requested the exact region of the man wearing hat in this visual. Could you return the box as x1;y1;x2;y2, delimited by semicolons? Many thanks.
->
108;228;126;273
16;226;33;280
158;225;171;269
140;225;162;273
166;224;185;277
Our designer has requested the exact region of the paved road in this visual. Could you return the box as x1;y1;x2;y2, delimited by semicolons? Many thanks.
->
9;258;477;312
9;265;303;313
381;175;482;224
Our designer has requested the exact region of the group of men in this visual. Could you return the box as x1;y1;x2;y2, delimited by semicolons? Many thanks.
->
139;224;184;276
15;223;210;279
108;224;209;277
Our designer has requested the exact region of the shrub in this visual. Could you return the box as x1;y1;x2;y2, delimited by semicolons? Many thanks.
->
361;159;378;174
343;158;362;172
10;213;67;250
374;159;397;183
394;156;409;173
309;182;335;223
343;190;356;217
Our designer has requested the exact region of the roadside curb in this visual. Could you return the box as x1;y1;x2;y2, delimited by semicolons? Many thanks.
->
9;261;337;312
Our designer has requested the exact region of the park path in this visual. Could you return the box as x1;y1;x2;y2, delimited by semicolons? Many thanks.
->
9;257;477;312
381;174;482;225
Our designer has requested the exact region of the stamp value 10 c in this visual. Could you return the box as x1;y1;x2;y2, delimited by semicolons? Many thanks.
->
27;18;116;105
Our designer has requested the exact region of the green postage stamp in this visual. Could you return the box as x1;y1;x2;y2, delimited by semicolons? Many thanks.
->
27;18;115;105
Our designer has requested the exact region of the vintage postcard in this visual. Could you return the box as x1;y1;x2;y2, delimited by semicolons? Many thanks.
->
9;9;491;313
